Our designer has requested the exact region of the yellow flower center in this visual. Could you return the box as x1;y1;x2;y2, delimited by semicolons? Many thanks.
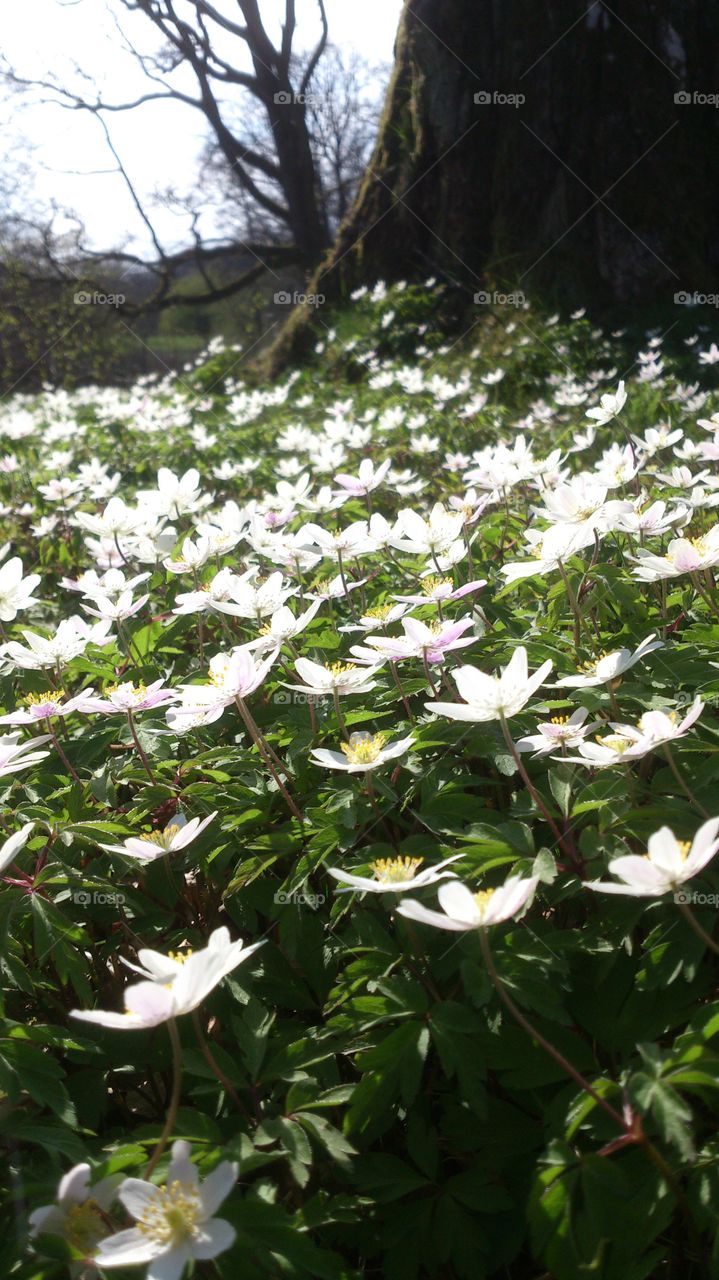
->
340;731;388;764
671;535;706;562
473;888;496;919
23;690;65;707
596;733;632;755
550;714;569;725
167;948;194;965
106;681;146;698
371;856;423;884
139;824;181;849
423;575;452;595
65;1200;107;1254
137;1181;201;1245
677;839;691;861
364;604;394;620
329;661;357;678
208;658;232;687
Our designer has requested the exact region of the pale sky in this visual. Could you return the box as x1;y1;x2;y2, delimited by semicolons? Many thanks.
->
1;0;403;253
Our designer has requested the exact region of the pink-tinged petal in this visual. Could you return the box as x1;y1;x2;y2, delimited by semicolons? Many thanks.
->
451;579;487;599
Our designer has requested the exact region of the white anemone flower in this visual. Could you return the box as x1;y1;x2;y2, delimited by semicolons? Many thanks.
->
557;702;702;768
328;852;462;893
585;380;627;425
397;874;539;930
93;1140;237;1277
0;556;41;621
390;503;465;556
515;707;598;755
0;822;35;874
247;601;321;655
554;634;663;688
28;1162;122;1257
82;588;149;623
427;647;552;722
213;570;297;620
164;535;213;574
174;647;277;725
287;657;382;698
71;927;264;1030
334;457;392;495
631;528;719;581
0;732;51;778
586;818;719;897
98;812;217;864
310;731;415;773
0;617;112;670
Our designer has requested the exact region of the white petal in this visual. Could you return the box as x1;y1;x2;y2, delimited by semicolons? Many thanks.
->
199;1163;238;1217
437;880;481;925
192;1218;236;1260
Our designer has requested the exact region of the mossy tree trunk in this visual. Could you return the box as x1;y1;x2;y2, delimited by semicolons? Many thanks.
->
266;0;719;369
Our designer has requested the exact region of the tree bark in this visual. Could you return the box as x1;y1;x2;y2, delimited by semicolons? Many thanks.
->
264;0;719;370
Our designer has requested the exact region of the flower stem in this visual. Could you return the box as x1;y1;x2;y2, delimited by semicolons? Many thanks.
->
557;558;581;656
499;715;581;871
332;687;350;740
191;1011;249;1115
234;697;303;823
127;712;156;784
664;744;710;818
145;1017;182;1177
46;719;81;786
677;898;719;957
390;661;414;723
480;928;626;1128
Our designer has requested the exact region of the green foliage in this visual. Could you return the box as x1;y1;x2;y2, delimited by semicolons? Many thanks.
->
0;285;718;1278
